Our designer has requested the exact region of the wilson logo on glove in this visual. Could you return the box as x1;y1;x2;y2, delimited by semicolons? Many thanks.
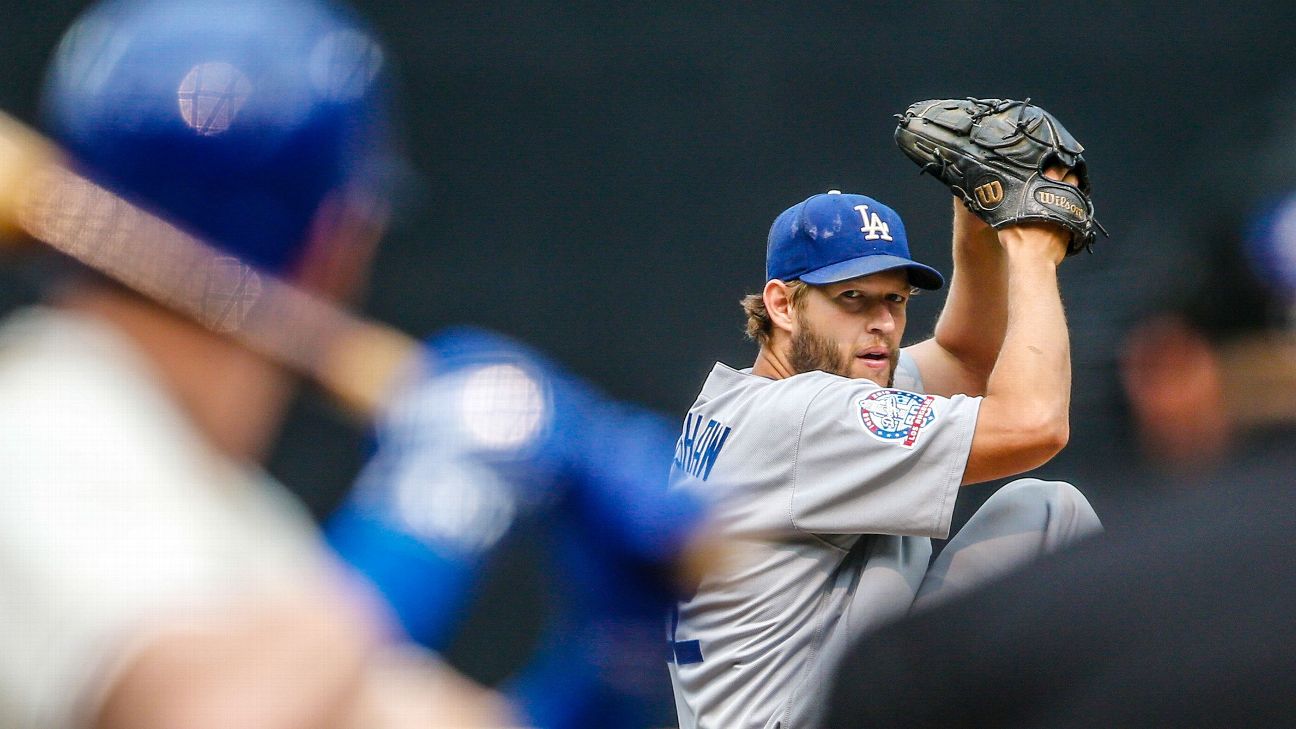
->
1035;189;1086;221
974;179;1005;207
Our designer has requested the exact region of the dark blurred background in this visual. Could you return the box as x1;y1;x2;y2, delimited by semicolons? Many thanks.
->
3;0;1295;696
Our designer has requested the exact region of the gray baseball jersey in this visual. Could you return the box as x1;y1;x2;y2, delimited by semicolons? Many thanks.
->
667;353;981;729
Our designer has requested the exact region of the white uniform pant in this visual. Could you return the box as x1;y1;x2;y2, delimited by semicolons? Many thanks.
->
912;478;1102;612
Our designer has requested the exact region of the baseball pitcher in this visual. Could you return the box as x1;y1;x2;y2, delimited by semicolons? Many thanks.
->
666;98;1106;729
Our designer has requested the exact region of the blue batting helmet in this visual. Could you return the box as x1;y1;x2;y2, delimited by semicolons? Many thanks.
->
40;0;396;274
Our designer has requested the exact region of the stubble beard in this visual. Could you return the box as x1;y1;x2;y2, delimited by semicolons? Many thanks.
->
789;316;897;387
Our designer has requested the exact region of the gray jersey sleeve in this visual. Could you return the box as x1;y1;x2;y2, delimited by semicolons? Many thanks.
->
675;355;979;540
787;372;979;537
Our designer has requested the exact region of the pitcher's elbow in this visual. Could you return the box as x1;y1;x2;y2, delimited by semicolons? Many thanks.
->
1018;413;1068;464
1047;421;1070;456
1035;416;1069;460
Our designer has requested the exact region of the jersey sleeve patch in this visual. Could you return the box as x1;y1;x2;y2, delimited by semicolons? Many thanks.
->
857;388;937;447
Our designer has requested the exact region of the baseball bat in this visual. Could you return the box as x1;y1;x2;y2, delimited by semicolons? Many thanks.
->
0;109;417;419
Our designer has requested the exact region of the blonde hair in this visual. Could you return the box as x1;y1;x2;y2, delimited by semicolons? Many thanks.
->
741;280;811;347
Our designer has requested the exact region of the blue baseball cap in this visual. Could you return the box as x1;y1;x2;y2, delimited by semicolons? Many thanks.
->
766;191;944;290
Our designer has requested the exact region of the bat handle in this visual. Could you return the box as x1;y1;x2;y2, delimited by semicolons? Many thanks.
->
317;321;421;420
0;111;62;240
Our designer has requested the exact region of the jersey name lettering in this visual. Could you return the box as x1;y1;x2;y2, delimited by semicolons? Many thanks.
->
673;413;732;481
854;203;894;241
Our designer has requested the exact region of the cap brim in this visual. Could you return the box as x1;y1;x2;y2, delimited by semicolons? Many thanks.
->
799;254;944;290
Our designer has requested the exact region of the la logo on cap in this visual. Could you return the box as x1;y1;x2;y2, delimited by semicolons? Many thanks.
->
854;203;894;242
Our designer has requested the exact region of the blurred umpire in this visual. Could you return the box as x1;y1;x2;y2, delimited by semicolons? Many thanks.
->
0;1;516;727
821;184;1296;726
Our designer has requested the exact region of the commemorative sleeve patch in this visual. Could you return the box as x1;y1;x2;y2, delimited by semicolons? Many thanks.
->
857;389;937;447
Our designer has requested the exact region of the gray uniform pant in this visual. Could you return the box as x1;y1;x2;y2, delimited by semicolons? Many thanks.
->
912;478;1102;612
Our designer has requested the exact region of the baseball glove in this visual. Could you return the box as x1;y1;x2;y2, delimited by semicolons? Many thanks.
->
894;97;1107;255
